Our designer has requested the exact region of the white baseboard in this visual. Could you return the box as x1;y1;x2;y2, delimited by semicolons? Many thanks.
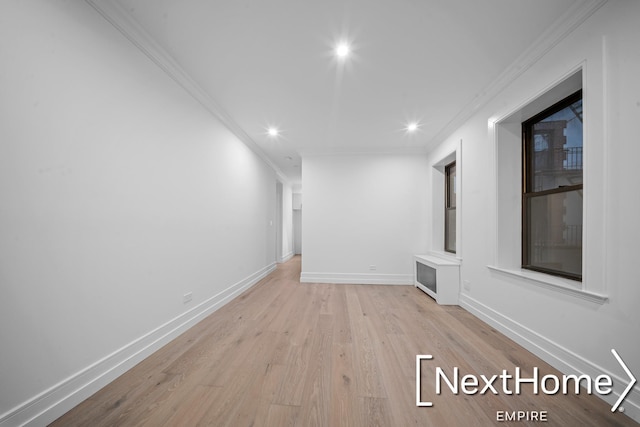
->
1;262;277;427
459;293;640;423
279;251;294;263
300;272;413;285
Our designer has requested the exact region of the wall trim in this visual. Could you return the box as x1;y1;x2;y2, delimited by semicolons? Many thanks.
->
84;0;289;185
459;293;639;422
487;265;608;304
300;272;412;285
0;262;277;427
427;0;608;151
280;251;295;263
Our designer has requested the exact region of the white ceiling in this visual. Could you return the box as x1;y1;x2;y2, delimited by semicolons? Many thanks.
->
102;0;589;185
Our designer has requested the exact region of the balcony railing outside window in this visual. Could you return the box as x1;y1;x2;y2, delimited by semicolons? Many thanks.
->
523;90;583;281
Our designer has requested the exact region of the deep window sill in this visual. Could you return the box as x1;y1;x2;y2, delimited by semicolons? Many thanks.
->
426;251;462;264
487;265;608;304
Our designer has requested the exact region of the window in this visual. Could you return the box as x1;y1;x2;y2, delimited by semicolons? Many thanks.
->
522;90;582;280
445;161;456;253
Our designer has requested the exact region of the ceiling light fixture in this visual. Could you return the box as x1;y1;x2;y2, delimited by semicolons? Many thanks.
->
336;42;350;58
407;122;419;132
268;127;279;137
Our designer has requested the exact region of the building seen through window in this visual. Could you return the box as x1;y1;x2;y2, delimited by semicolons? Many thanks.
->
523;90;583;280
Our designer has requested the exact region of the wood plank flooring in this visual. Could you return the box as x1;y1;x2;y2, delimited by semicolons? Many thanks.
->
52;256;638;426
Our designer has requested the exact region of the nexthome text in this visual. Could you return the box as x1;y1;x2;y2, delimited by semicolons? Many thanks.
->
436;367;613;396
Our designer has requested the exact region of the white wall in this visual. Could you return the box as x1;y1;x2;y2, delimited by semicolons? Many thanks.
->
293;193;303;255
280;181;294;262
301;153;428;284
0;1;278;425
293;210;303;255
426;1;640;420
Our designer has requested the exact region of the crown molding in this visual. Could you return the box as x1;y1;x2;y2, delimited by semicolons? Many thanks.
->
85;0;289;185
427;0;608;150
86;0;608;172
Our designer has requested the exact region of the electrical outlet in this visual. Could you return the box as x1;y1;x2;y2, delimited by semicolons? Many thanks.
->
463;280;471;291
183;292;193;304
369;265;377;271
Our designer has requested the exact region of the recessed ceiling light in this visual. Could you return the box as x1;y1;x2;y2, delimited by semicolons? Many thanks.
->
336;42;350;58
407;122;419;132
267;127;279;137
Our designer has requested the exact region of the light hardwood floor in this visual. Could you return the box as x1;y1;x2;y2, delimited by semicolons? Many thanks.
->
52;256;637;426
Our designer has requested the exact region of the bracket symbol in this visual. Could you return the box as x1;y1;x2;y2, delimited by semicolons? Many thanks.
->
611;349;637;412
416;355;433;407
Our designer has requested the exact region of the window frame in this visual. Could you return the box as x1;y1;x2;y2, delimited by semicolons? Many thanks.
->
444;161;456;254
521;90;583;281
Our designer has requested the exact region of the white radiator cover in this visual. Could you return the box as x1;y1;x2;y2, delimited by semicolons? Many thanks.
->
414;254;460;305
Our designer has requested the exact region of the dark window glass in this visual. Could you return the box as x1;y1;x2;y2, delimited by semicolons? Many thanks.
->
523;91;582;280
445;161;456;253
